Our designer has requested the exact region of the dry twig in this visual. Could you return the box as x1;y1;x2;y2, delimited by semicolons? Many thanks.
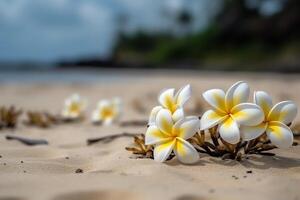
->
87;132;140;145
6;135;48;146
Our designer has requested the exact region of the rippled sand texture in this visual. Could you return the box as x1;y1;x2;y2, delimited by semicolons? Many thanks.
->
0;71;300;200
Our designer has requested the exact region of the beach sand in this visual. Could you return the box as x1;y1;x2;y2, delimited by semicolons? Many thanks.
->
0;70;300;200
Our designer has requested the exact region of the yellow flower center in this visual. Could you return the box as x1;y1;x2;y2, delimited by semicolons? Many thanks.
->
100;107;115;119
69;103;80;113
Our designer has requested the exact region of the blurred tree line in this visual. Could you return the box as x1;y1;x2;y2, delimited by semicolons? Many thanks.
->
112;0;300;72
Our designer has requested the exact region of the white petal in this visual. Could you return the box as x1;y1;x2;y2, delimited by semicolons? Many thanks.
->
112;97;122;106
145;125;170;145
231;103;264;126
225;81;250;111
64;98;73;107
154;139;176;162
148;106;163;125
97;100;110;108
158;88;177;112
92;110;101;122
202;89;226;113
103;118;113;126
174;138;199;164
254;91;273;115
200;109;227;130
156;109;173;136
112;97;122;115
266;121;293;148
240;123;267;141
219;117;240;144
173;117;199;139
71;93;81;102
175;84;191;107
267;101;298;124
172;108;185;122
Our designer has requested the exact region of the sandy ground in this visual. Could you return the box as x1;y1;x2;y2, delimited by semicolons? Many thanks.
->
0;70;300;200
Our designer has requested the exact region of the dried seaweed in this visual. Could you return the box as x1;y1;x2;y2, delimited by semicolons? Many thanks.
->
292;123;300;137
189;128;277;161
125;134;177;160
24;111;62;128
125;134;154;159
0;106;22;129
60;115;85;123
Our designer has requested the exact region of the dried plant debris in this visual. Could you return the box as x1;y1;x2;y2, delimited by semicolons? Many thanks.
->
0;106;22;129
292;123;300;137
60;115;85;123
24;111;62;128
87;132;140;145
125;134;154;159
6;135;48;146
125;134;175;160
189;128;277;161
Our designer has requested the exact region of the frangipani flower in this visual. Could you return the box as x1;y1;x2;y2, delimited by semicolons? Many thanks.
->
148;85;191;125
62;93;87;119
240;91;297;148
92;98;122;125
200;81;264;144
145;109;199;164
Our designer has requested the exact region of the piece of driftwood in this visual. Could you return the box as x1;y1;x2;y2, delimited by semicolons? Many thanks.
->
120;120;148;127
87;132;140;145
6;135;48;146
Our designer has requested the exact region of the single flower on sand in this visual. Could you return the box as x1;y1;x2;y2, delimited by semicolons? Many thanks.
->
240;91;298;148
62;93;87;120
148;84;191;125
92;98;122;125
145;109;199;164
200;81;264;144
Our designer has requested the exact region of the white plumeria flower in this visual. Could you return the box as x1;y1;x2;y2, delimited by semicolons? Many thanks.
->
240;91;297;148
148;84;191;125
145;109;200;164
62;93;87;119
92;98;122;125
200;81;264;144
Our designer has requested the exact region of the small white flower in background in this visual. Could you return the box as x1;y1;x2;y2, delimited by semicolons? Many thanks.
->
240;91;297;148
62;93;87;119
148;84;191;125
92;98;122;125
200;81;264;144
145;109;199;164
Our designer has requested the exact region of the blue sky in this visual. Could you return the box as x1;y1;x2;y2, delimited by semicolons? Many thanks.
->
0;0;222;62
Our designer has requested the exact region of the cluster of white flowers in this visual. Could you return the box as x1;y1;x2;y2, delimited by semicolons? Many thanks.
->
146;81;298;164
62;94;122;125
